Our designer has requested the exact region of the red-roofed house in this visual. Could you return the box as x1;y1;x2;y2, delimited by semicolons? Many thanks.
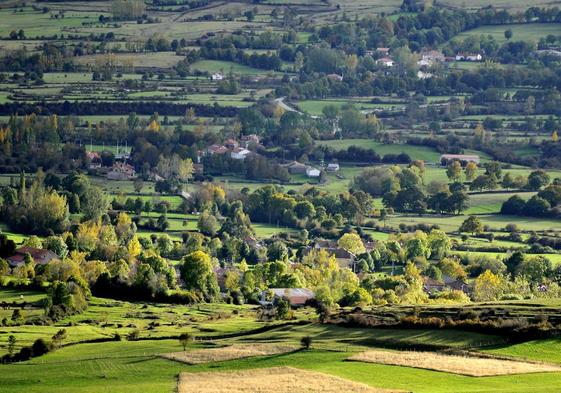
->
7;247;58;268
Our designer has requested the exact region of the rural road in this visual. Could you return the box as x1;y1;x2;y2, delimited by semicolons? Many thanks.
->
274;97;302;114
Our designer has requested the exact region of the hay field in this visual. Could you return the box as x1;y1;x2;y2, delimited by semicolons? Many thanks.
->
162;343;297;364
178;366;398;393
348;350;561;376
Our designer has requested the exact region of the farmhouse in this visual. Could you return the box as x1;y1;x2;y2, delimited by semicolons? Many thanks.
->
417;59;432;67
205;144;229;155
440;154;480;164
230;147;251;160
86;151;101;169
326;162;340;171
211;73;224;80
421;49;445;62
283;161;308;174
376;47;390;55
326;73;343;82
107;162;136;180
306;167;321;177
376;57;395;67
455;53;482;61
241;134;260;148
423;276;471;295
7;247;58;267
260;288;315;306
417;70;433;79
224;138;239;150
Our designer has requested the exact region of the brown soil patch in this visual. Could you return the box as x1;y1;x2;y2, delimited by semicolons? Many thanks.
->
177;366;399;393
162;343;297;365
348;349;561;376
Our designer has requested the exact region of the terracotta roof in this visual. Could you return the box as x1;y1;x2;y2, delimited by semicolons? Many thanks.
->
7;247;58;267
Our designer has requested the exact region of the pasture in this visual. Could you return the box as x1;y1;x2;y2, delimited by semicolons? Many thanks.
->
190;60;274;75
455;23;561;44
383;213;561;233
296;99;405;116
315;140;441;162
1;318;561;393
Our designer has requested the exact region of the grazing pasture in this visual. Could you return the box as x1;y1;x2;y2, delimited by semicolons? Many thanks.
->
454;23;561;44
190;60;274;75
315;140;441;162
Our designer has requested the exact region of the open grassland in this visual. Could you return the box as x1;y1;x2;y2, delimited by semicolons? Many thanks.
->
349;349;561;376
3;335;561;393
0;294;265;352
465;191;535;214
190;60;276;75
178;367;396;393
484;338;561;365
74;52;184;69
455;23;561;44
384;213;561;233
453;251;561;265
163;343;298;365
296;99;405;115
0;8;104;39
316;140;441;162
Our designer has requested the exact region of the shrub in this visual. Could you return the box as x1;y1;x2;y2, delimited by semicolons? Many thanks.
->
300;336;312;349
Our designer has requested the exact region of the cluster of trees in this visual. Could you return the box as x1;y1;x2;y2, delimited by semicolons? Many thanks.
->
502;183;561;218
110;0;145;20
188;47;282;71
1;171;108;235
353;163;469;215
197;30;289;51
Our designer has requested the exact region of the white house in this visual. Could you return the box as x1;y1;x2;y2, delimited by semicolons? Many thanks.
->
326;162;340;172
376;57;395;67
211;73;224;81
440;154;480;164
455;53;482;62
326;73;343;82
306;167;321;177
417;59;432;67
417;70;433;79
231;147;251;160
259;288;315;307
421;49;445;62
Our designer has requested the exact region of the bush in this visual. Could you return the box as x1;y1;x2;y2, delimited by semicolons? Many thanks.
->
300;336;312;349
31;338;50;357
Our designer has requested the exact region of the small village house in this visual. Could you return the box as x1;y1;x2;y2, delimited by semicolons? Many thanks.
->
107;162;136;180
259;288;315;307
326;162;340;172
230;147;251;160
376;57;395;67
306;167;321;177
440;154;480;165
7;247;58;268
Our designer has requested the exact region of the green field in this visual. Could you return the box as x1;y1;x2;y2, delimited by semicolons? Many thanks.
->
296;99;405;115
316;140;441;162
455;23;561;44
385;213;561;233
2;316;561;393
190;60;275;76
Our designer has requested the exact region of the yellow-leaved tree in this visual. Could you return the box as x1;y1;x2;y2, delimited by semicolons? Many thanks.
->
474;270;504;301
